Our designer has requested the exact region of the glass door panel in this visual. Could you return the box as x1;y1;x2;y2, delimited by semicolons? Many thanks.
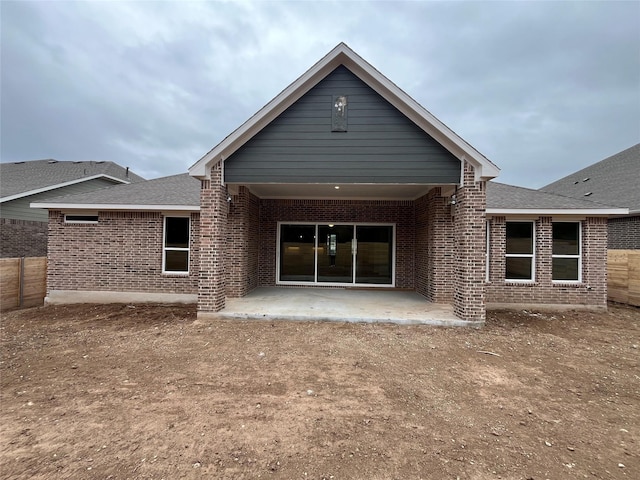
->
317;225;353;283
355;226;393;284
280;224;316;282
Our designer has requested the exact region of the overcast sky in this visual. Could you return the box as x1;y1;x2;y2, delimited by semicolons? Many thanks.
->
1;1;638;188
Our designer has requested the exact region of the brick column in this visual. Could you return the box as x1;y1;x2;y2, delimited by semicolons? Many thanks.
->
453;162;486;322
198;162;228;313
536;216;552;284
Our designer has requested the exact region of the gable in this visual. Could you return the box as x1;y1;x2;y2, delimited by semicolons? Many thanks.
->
191;44;500;182
224;66;460;184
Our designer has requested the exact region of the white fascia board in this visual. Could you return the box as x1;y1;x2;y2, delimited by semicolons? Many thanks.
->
30;202;199;212
0;175;129;203
189;43;500;181
486;208;629;216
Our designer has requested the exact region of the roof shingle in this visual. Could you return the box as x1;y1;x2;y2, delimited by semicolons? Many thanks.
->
33;173;200;208
540;143;640;213
486;181;621;210
0;159;145;200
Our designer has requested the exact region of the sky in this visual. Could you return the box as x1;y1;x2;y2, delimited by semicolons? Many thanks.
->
1;1;638;188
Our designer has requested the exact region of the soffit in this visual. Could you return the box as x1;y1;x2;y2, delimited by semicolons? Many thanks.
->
236;183;456;200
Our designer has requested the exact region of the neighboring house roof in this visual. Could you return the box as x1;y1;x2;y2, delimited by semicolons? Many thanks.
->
540;143;640;214
31;173;200;211
486;182;627;215
189;42;500;182
0;159;145;202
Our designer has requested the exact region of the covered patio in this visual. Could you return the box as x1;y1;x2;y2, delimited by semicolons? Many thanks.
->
218;287;478;326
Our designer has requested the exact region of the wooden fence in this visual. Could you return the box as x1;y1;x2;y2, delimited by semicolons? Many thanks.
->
0;257;47;311
608;250;640;307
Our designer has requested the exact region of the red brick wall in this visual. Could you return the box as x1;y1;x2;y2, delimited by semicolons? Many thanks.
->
258;199;415;288
608;216;640;249
486;216;608;306
226;187;260;297
417;188;456;302
0;218;48;258
47;210;200;295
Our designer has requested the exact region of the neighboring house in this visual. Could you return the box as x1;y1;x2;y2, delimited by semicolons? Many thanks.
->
32;44;627;322
0;159;144;257
541;143;640;249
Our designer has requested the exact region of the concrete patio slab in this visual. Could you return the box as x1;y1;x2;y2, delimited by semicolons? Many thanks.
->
215;287;482;326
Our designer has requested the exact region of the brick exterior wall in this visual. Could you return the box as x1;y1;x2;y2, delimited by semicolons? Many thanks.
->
452;163;487;321
419;188;456;302
608;216;640;249
258;199;415;288
486;216;607;306
47;210;200;295
0;218;48;258
198;162;228;313
226;186;260;297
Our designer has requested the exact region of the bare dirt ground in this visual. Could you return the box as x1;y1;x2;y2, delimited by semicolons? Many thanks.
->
1;303;638;480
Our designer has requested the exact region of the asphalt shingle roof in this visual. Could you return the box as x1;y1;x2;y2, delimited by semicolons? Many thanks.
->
0;159;145;200
486;181;620;210
540;143;640;213
37;173;200;207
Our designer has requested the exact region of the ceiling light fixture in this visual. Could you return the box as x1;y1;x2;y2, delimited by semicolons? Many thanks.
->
334;186;340;190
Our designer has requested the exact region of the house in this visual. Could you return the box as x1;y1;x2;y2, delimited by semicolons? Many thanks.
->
541;143;640;250
0;159;144;257
31;44;628;323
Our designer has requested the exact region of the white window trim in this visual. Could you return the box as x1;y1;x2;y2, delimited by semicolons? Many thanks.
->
162;216;190;275
552;221;582;283
505;221;536;282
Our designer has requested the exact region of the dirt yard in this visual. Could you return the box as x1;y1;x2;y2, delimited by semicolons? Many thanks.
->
1;303;638;480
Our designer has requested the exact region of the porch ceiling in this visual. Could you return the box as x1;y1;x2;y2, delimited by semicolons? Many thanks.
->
236;183;456;200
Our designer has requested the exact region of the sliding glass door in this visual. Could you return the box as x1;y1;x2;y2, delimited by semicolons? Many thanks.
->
279;224;316;282
355;225;393;284
317;225;354;283
278;223;394;286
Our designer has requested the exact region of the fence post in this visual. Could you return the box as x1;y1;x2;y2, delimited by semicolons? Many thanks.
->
19;257;25;307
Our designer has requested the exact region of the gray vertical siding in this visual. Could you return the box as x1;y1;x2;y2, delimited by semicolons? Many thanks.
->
224;66;461;184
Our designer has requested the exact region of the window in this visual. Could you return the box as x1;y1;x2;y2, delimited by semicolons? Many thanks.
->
552;222;581;282
505;222;534;281
65;214;98;223
163;217;190;274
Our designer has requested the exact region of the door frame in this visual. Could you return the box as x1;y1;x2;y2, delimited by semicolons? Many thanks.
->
275;221;396;287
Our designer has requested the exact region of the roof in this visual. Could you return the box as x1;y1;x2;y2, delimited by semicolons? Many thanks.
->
487;181;627;215
189;42;500;182
31;173;200;211
0;159;145;202
32;172;626;217
540;143;640;214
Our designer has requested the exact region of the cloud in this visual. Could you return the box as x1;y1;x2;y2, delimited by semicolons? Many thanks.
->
1;1;638;185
